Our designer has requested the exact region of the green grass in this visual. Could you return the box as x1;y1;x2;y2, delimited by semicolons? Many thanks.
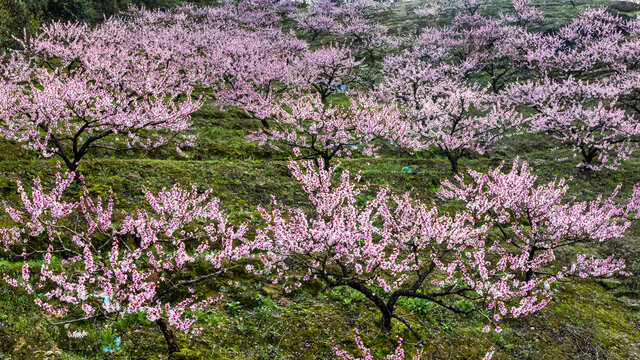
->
0;97;637;359
1;2;640;359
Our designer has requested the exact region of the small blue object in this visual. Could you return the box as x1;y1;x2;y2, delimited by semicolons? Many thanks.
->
94;291;110;304
402;167;413;173
331;84;349;93
102;335;121;353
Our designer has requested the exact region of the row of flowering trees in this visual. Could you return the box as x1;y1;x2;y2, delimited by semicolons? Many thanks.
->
2;1;640;175
0;0;639;358
257;0;640;173
376;2;640;172
2;157;638;356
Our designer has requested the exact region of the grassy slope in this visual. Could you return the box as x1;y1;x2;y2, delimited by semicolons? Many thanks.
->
1;1;640;359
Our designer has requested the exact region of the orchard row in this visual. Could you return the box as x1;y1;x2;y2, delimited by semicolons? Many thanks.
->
0;0;639;358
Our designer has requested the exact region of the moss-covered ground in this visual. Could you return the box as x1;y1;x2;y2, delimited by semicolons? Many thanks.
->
0;96;638;359
1;1;640;359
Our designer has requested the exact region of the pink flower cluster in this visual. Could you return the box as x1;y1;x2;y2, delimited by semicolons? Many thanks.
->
248;157;636;336
3;175;248;336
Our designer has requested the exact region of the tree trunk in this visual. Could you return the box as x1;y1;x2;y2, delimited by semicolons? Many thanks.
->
344;282;394;332
446;153;459;174
380;312;392;332
580;147;598;165
524;246;539;281
321;90;329;104
57;158;83;184
70;168;84;185
156;318;181;355
579;147;599;173
322;154;332;171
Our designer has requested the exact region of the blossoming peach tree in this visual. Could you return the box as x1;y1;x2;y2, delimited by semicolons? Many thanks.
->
248;92;415;170
503;77;640;170
249;158;638;341
382;59;521;173
0;18;203;175
0;174;248;354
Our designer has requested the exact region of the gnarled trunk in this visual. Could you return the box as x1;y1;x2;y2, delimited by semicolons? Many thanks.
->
156;318;181;355
345;281;394;332
446;152;459;174
379;311;393;332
